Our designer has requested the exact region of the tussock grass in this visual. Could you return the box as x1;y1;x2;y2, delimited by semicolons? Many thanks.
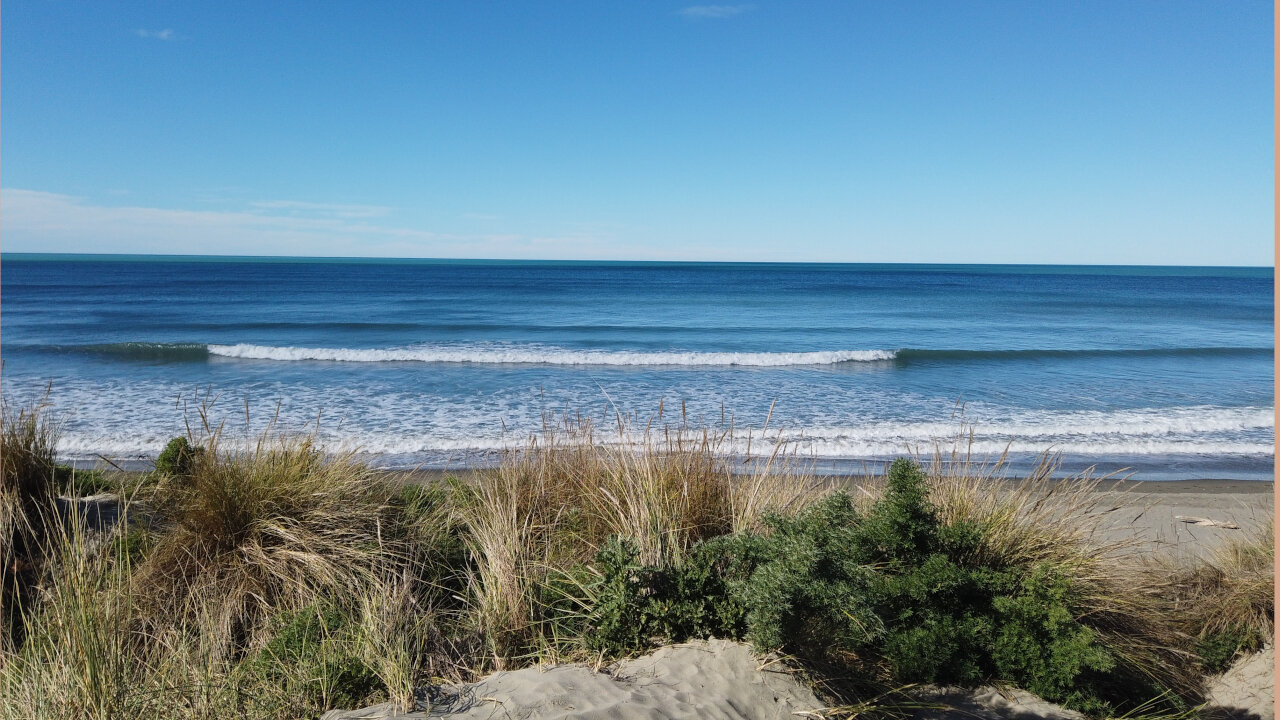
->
0;506;433;720
1180;516;1275;638
1;388;61;650
1164;516;1274;673
924;450;1122;569
462;454;547;662
0;505;148;720
134;429;416;657
458;419;819;663
2;424;456;719
0;388;59;510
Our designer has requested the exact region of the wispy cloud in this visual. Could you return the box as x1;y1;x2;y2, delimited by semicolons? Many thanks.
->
0;189;621;260
249;200;393;219
135;28;175;40
678;5;750;19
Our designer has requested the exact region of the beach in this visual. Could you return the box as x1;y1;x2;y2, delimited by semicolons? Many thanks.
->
5;1;1274;715
1083;478;1272;550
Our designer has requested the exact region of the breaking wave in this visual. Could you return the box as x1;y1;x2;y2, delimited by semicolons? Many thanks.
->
206;343;897;366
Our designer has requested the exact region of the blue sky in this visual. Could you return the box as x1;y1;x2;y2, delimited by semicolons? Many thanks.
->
2;2;1273;264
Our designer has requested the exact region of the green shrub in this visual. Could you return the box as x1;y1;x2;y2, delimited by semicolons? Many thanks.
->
586;535;749;655
585;458;1171;716
991;565;1116;715
251;604;382;710
730;491;881;655
154;436;203;477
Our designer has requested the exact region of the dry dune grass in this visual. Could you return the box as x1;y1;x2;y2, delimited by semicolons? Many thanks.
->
1165;516;1274;659
0;397;458;720
2;502;437;720
1;389;62;651
459;419;820;662
133;430;403;655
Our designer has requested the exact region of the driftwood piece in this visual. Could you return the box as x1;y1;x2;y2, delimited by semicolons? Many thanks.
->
1174;515;1240;529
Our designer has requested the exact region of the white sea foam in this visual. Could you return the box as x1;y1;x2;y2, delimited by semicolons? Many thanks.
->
11;376;1272;466
787;407;1276;442
207;343;898;367
48;405;1275;461
50;426;1276;462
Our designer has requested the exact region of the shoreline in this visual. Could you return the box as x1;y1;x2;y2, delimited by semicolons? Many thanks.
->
381;467;1275;492
69;456;1277;486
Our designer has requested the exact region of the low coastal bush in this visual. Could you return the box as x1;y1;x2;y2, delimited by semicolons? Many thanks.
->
586;534;748;653
585;458;1184;716
154;436;203;478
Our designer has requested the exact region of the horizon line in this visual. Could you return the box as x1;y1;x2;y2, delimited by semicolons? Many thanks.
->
2;251;1273;271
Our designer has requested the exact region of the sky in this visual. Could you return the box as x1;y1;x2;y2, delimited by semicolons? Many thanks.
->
2;1;1274;265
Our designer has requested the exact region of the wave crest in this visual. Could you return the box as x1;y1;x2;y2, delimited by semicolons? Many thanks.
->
52;342;1275;367
207;343;897;366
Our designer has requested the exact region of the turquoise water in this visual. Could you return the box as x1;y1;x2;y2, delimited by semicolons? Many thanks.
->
1;254;1273;480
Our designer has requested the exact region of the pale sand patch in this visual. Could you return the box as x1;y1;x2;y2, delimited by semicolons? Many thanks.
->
324;639;1275;720
321;638;1099;720
1204;643;1274;720
1078;482;1272;561
322;639;825;719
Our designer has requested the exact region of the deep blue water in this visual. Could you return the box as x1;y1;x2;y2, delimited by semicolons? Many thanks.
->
1;254;1273;480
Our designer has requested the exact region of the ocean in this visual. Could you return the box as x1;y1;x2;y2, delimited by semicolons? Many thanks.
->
1;254;1273;480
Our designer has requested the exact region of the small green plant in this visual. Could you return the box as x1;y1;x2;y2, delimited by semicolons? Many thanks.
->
251;604;383;710
54;466;115;497
1194;625;1266;675
154;436;203;477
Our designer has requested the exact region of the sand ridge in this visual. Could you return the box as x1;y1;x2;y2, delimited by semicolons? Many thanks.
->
325;638;1276;720
322;639;826;719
